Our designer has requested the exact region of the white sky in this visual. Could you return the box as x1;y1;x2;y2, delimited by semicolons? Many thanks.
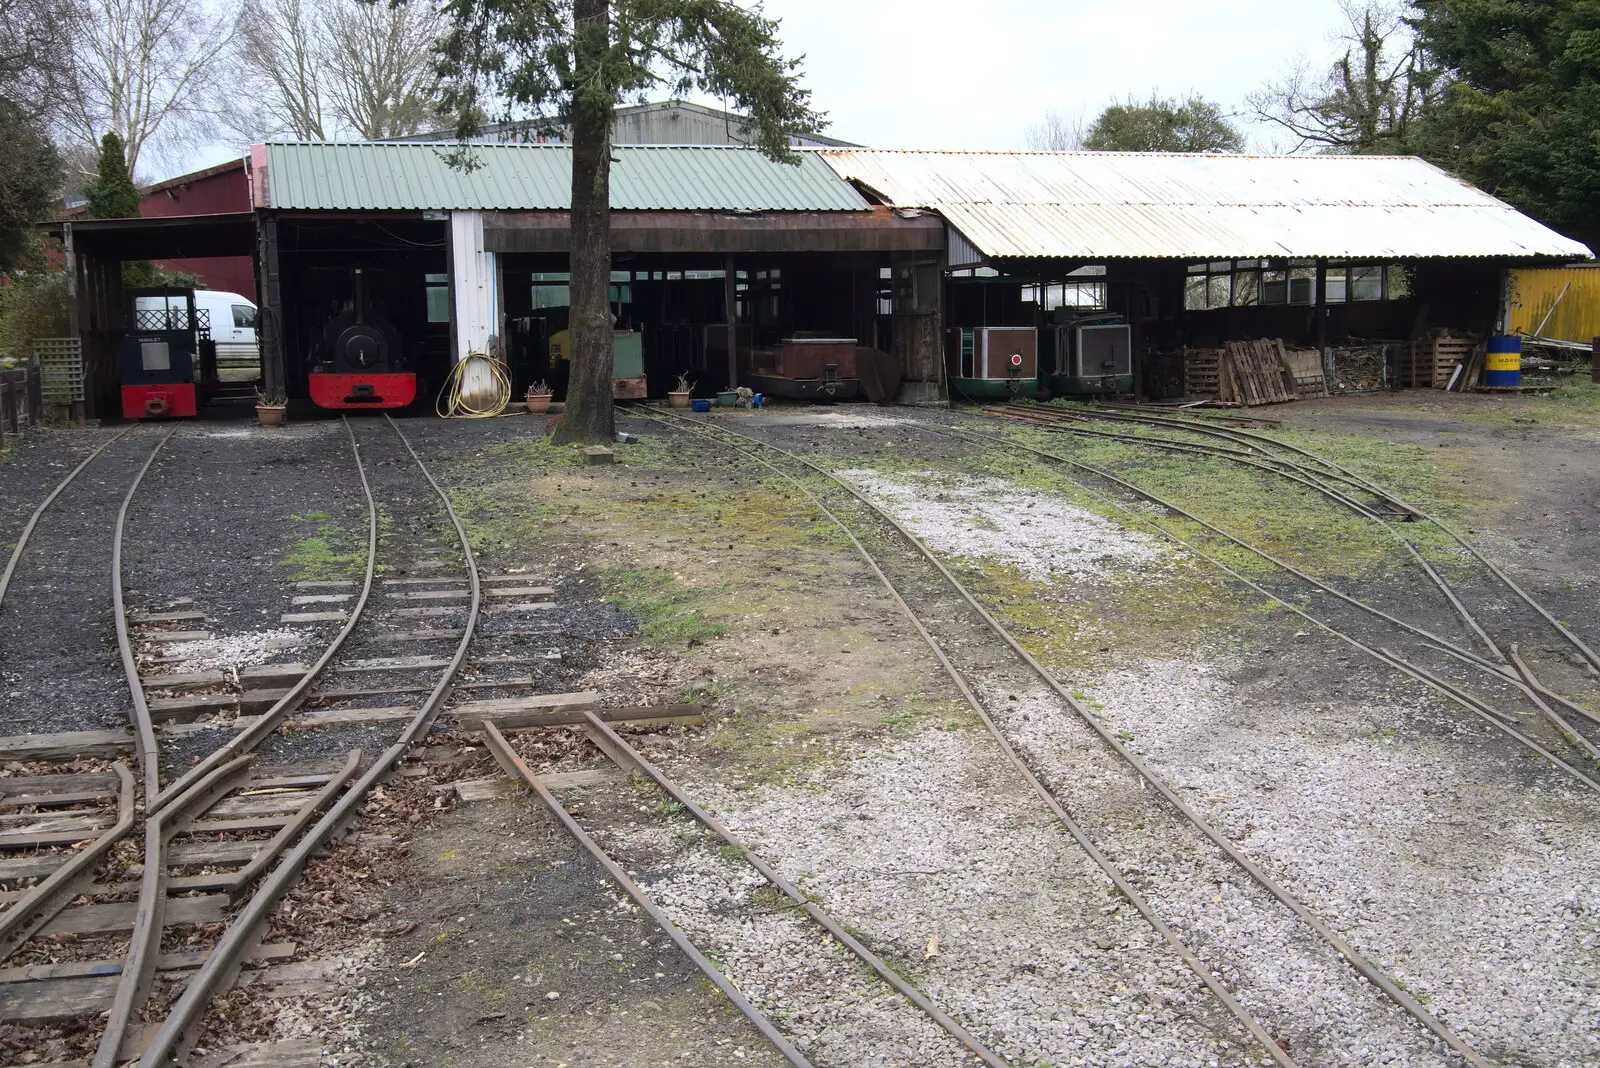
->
168;0;1355;182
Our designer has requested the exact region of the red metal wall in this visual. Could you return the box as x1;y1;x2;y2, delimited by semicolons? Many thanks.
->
141;162;255;297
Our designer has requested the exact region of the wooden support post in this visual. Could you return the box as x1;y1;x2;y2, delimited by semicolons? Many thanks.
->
259;216;285;400
1592;337;1599;384
724;254;737;391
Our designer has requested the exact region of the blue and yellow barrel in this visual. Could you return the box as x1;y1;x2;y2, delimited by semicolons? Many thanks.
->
1485;336;1522;388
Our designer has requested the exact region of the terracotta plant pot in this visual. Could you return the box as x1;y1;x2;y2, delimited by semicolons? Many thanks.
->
667;391;691;408
255;404;286;427
526;393;552;414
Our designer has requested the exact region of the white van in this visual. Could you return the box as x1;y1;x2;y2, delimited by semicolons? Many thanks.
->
134;291;258;361
197;291;258;361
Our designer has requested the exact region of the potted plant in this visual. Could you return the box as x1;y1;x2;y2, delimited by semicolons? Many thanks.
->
254;387;287;427
525;380;553;414
668;373;693;408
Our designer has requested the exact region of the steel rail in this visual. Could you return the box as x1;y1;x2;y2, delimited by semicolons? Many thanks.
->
151;416;380;812
933;420;1600;794
94;754;256;1068
961;417;1513;683
643;407;1494;1068
0;763;135;961
1054;403;1600;673
481;722;819;1068
630;405;1299;1068
573;707;1013;1068
992;406;1510;662
980;409;1600;739
112;428;180;802
139;414;482;1066
0;425;137;614
221;749;362;898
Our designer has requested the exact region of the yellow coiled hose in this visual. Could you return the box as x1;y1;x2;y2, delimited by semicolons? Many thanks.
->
436;351;513;418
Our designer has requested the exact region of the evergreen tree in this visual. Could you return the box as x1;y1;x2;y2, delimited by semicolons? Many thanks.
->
0;109;61;271
1409;1;1600;251
83;132;141;218
1083;93;1242;153
435;0;822;444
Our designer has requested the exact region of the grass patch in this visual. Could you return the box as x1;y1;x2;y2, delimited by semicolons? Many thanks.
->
601;566;726;647
277;510;366;581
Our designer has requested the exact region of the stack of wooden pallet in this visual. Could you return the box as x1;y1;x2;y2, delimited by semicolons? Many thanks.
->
1280;346;1329;400
1223;339;1298;405
1184;348;1224;397
1405;333;1478;389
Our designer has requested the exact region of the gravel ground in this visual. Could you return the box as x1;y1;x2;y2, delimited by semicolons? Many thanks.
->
0;428;170;735
0;426;130;553
586;791;986;1068
838;467;1175;579
635;730;1270;1068
123;419;367;637
1087;652;1600;1068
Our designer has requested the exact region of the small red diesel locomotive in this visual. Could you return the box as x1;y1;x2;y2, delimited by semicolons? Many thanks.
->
118;288;210;419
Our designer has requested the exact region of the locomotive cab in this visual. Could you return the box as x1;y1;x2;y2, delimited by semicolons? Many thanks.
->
119;288;214;419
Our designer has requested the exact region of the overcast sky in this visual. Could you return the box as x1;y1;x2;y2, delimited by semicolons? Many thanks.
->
762;0;1356;151
169;0;1357;181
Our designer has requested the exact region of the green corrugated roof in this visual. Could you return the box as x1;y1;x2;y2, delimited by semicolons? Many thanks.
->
263;142;868;212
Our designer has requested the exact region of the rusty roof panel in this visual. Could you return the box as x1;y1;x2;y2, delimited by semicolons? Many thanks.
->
816;149;1592;260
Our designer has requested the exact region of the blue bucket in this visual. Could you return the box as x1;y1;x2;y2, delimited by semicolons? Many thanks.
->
1485;336;1522;388
690;398;712;412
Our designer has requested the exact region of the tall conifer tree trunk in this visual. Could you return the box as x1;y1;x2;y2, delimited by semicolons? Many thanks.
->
556;0;616;445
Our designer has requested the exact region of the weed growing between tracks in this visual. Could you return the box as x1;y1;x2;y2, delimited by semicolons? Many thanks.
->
601;566;727;646
442;431;960;789
277;508;370;581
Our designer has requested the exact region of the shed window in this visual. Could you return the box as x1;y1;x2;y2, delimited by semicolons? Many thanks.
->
425;273;449;322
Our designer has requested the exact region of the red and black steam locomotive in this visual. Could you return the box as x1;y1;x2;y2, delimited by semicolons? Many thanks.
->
307;269;416;410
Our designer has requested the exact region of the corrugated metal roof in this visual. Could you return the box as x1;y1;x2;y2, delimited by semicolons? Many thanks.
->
815;149;1592;260
262;142;867;212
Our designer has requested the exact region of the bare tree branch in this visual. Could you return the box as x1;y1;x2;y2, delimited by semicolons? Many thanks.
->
1247;1;1436;154
323;0;446;138
62;0;234;173
230;0;327;140
1023;106;1087;151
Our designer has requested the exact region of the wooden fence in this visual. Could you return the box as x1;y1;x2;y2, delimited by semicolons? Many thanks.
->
0;366;43;442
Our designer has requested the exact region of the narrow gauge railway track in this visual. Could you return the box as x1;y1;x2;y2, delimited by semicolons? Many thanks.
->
0;414;527;1067
632;405;1493;1068
481;710;1011;1068
972;404;1600;780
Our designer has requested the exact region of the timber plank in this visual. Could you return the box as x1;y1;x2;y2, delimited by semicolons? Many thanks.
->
38;894;228;938
0;773;118;797
147;692;238;722
128;610;205;625
140;670;227;691
281;611;347;624
0;729;132;761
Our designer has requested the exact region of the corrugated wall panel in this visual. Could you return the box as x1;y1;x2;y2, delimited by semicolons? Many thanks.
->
1506;267;1600;342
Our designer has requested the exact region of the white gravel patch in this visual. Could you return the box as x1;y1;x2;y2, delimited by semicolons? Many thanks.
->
1086;656;1600;1068
752;410;922;429
990;675;1455;1068
657;729;1266;1067
837;469;1173;580
159;627;307;672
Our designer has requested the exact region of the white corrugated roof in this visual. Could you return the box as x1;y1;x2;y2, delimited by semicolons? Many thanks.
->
813;149;1592;261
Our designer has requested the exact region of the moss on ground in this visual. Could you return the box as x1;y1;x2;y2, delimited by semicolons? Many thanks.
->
600;566;726;647
277;510;367;581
